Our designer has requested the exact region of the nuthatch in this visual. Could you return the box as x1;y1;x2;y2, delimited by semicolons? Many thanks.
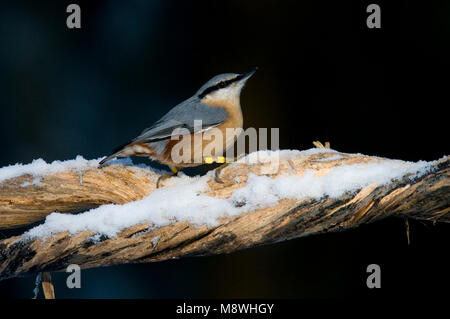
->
99;68;257;183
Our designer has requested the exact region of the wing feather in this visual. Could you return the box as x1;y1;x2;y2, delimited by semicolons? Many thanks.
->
131;97;228;144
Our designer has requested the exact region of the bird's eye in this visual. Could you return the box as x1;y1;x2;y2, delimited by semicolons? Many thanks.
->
218;81;227;88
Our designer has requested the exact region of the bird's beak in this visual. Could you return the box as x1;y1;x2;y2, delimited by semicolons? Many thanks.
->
238;67;258;83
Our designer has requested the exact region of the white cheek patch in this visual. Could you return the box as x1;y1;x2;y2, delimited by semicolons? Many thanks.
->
208;83;244;100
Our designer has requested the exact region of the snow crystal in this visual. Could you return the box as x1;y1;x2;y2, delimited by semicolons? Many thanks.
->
151;236;160;246
19;149;438;240
20;177;42;187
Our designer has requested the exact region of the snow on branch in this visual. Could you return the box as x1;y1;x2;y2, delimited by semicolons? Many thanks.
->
0;149;448;280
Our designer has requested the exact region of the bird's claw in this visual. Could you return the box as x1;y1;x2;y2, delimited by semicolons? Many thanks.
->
156;174;171;188
156;168;179;188
214;162;230;184
215;171;224;184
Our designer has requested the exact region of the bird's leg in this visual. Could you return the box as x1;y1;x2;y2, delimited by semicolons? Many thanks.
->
156;167;179;188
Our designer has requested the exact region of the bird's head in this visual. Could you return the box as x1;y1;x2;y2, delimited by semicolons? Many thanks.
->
197;67;257;106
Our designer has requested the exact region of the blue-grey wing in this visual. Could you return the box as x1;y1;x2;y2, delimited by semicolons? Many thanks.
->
132;97;228;144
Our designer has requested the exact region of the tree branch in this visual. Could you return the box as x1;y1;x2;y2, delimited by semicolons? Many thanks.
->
0;150;448;280
0;165;158;229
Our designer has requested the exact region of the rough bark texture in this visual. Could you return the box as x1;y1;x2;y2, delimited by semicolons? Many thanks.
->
0;165;158;229
0;150;448;280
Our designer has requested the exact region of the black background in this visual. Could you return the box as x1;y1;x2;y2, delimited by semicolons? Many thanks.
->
0;0;448;298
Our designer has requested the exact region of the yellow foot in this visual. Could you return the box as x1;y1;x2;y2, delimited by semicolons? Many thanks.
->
312;141;330;149
205;156;226;164
156;167;179;188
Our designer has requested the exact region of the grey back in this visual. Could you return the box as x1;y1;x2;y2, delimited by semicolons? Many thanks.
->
132;96;228;144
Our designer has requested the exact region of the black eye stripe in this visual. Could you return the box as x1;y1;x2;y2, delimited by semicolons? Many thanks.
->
198;75;241;98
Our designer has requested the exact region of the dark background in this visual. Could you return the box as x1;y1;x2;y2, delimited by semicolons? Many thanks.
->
0;0;448;298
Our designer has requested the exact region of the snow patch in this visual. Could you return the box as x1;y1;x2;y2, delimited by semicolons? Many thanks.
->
312;154;346;162
237;148;337;165
0;156;98;183
151;236;160;246
20;177;42;187
0;156;143;184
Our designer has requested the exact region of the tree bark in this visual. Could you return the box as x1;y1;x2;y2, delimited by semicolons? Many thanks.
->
0;150;448;280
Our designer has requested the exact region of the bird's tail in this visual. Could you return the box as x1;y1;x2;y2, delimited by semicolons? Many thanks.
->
98;152;122;168
98;142;130;168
